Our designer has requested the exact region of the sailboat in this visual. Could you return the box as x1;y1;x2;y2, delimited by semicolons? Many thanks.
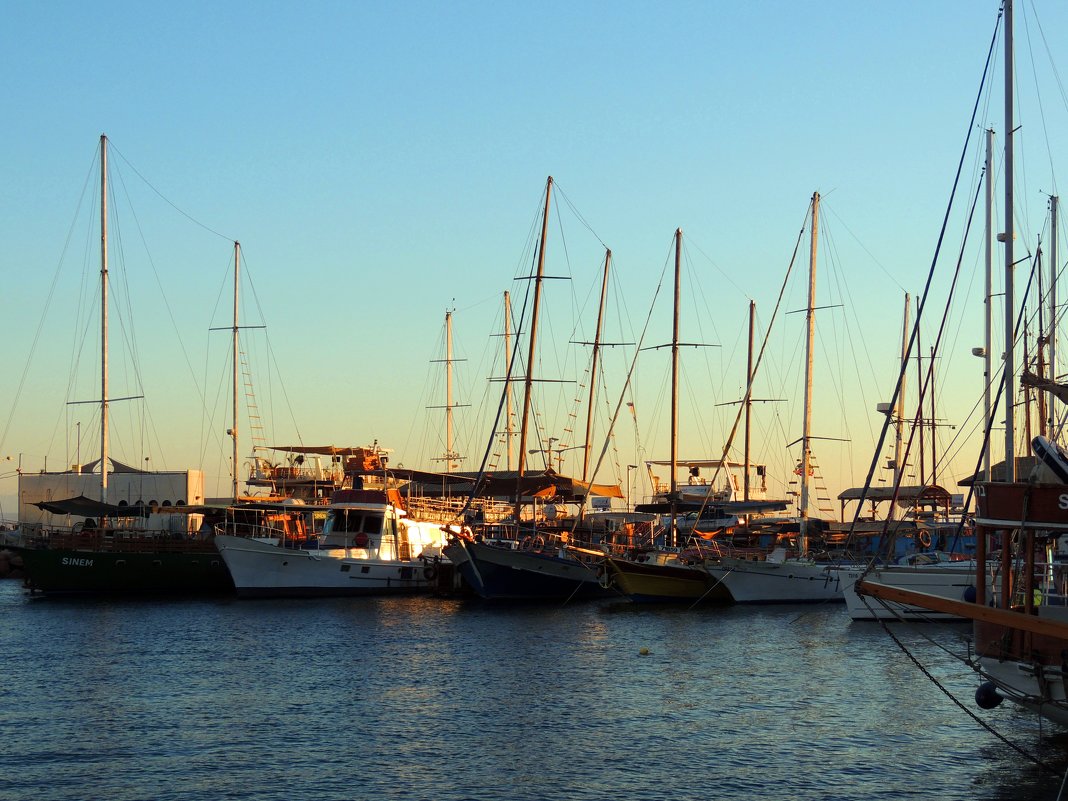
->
8;136;294;595
443;177;625;600
601;228;734;604
704;193;853;604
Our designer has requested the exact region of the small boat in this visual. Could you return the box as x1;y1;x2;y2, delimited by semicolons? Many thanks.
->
216;488;448;598
603;551;731;604
840;551;984;621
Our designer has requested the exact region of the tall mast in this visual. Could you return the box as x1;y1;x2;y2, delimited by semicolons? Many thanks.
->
504;292;515;471
799;192;818;553
445;310;456;472
1003;0;1016;482
670;228;682;547
100;134;109;504
1050;195;1059;438
929;345;937;487
893;293;910;504
515;176;552;519
232;241;240;502
582;249;611;482
917;324;925;486
744;300;755;502
983;128;994;481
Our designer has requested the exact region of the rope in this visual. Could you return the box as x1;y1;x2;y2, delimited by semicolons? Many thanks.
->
878;613;1060;775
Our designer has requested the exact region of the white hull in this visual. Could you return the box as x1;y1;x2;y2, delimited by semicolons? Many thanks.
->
215;534;436;598
842;562;982;621
979;654;1068;727
708;556;850;604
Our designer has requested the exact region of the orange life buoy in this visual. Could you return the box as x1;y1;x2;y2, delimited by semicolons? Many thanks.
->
918;530;932;549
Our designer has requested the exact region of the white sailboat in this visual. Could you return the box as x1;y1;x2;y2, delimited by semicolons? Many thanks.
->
706;192;853;604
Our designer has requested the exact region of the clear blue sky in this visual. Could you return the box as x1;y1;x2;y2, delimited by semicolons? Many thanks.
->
2;1;1066;514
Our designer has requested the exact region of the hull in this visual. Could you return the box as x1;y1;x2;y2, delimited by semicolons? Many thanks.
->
11;540;232;595
215;534;434;598
444;540;608;600
975;608;1068;726
707;556;848;604
604;557;732;604
842;562;983;621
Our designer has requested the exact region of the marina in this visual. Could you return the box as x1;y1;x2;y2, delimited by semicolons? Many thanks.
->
9;1;1068;798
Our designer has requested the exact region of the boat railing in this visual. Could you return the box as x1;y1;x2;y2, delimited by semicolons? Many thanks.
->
403;495;514;525
23;528;219;552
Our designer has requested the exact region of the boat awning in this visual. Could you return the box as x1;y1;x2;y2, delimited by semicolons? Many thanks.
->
635;498;789;514
837;485;952;506
33;495;151;518
267;445;389;456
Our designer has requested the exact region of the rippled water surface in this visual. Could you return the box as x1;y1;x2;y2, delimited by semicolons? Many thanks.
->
2;579;1067;801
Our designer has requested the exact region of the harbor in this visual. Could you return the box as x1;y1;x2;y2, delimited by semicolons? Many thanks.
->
8;1;1068;798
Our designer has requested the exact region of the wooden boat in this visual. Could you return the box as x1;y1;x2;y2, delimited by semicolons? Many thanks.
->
444;536;609;601
859;480;1068;725
6;136;283;597
216;488;449;598
603;552;731;604
10;499;304;595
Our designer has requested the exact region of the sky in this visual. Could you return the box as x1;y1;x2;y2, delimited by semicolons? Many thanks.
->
2;1;1067;517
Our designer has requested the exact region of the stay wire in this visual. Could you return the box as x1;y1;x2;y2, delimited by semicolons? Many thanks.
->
846;3;1002;544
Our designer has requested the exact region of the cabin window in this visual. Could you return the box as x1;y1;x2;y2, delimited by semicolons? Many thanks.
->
364;514;383;535
360;566;370;574
340;564;351;573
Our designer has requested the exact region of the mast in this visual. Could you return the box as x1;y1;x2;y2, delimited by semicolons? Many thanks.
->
930;345;937;487
515;176;552;519
504;292;515;471
582;249;611;482
445;310;456;472
983;128;994;481
1050;195;1059;438
744;300;755;502
232;241;240;502
670;228;682;548
917;323;925;486
799;192;818;553
1003;0;1016;482
893;293;910;504
100;134;109;504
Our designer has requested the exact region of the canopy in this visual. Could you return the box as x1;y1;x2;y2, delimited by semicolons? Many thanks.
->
837;485;951;506
33;495;151;518
374;468;623;499
267;445;388;456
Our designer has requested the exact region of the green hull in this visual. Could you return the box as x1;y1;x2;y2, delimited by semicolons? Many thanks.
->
10;542;233;595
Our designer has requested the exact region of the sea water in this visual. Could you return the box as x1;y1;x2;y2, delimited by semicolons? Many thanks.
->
0;580;1065;801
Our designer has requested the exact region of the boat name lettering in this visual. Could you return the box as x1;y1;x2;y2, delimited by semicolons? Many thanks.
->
1060;494;1068;511
61;557;94;567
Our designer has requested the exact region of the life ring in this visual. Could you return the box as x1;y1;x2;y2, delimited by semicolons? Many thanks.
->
521;536;533;550
532;536;545;552
354;532;370;548
423;565;437;582
918;530;932;549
